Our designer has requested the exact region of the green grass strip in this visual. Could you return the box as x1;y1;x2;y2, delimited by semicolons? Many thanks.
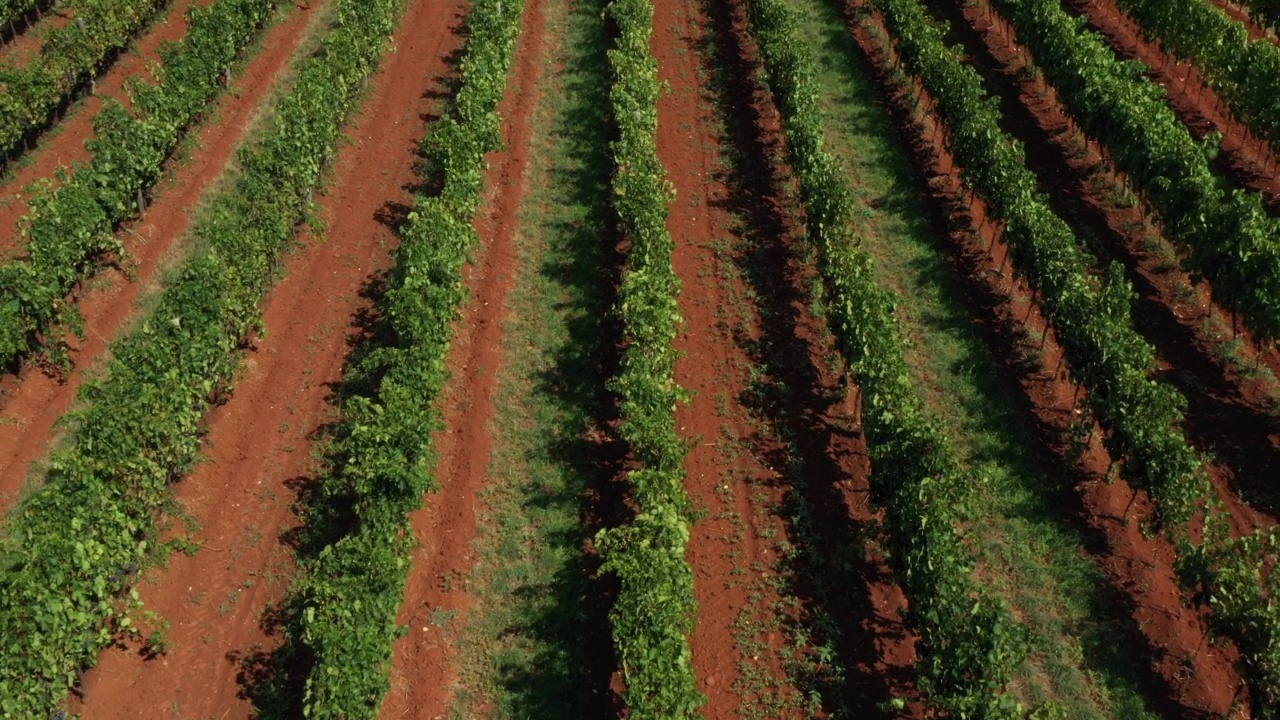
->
0;0;405;713
592;0;702;715
0;0;291;370
741;0;1036;714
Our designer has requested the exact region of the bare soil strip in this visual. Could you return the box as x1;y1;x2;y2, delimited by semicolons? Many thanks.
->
376;0;546;713
0;0;319;516
0;0;197;246
652;0;762;708
64;0;468;714
655;0;921;713
849;4;1249;714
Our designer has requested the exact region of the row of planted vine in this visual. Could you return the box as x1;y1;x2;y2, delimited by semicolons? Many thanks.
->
0;0;405;713
976;0;1280;347
593;0;702;716
1108;0;1280;151
740;0;1034;714
1;0;52;32
0;0;166;159
0;0;288;369
271;0;525;714
1228;0;1280;34
873;0;1280;709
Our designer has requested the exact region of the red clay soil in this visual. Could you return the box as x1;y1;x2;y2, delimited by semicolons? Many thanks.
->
1060;0;1280;209
0;0;197;249
376;0;546;714
0;2;319;514
652;0;920;714
66;0;472;714
652;0;785;711
931;0;1280;534
851;5;1249;715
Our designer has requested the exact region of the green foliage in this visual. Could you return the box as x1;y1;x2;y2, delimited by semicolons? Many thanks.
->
743;0;1034;714
280;0;526;714
0;0;53;32
0;0;165;159
0;0;405;714
0;0;287;371
987;0;1280;347
592;0;702;715
1236;0;1280;31
898;0;1280;709
1115;0;1280;153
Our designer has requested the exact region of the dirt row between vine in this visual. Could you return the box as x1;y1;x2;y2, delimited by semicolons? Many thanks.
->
66;0;470;714
652;0;783;709
928;0;1280;531
0;0;199;248
375;0;547;713
0;0;319;517
1062;0;1280;209
848;1;1248;714
654;0;922;712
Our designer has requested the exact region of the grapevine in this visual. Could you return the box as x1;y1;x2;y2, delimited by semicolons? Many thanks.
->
0;0;405;712
743;0;1034;713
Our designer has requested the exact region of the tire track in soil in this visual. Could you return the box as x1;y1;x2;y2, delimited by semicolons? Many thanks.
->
931;0;1280;532
0;0;194;248
0;0;319;516
376;0;544;713
65;0;467;714
848;5;1247;715
1060;0;1280;209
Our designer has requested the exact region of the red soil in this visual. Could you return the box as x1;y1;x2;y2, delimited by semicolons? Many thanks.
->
0;0;317;516
0;0;196;251
653;0;919;713
377;0;545;713
1062;0;1280;209
66;0;473;714
652;0;778;710
850;4;1248;714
